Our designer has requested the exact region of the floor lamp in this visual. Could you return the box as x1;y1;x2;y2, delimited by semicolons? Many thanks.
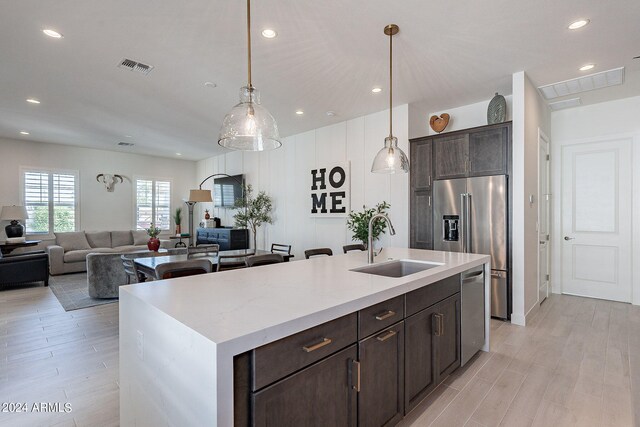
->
187;174;245;247
185;189;212;246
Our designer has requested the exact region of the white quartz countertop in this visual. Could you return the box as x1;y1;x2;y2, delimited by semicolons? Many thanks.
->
121;248;489;355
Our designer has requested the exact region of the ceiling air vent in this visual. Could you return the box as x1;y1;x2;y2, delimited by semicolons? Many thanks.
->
117;58;154;76
548;97;582;111
538;67;624;100
117;141;135;147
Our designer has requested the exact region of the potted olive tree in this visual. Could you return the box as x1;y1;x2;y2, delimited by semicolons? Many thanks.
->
346;201;391;248
233;184;274;250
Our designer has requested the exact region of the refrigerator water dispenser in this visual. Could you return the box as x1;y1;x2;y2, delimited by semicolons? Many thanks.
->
442;215;459;241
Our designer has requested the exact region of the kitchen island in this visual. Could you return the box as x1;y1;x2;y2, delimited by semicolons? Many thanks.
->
119;248;490;426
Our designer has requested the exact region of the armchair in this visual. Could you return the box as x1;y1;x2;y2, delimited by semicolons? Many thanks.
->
0;251;49;287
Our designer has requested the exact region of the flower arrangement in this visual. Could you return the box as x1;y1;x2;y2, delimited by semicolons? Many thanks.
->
346;201;391;247
146;223;161;238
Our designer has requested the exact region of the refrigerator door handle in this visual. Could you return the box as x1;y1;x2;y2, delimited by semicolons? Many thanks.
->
465;193;472;253
460;193;467;253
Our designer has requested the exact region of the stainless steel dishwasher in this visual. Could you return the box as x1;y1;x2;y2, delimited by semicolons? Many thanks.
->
461;265;485;366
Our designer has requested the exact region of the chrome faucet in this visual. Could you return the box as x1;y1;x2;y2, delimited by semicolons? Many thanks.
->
368;213;396;264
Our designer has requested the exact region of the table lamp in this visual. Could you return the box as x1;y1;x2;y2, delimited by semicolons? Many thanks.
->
1;205;29;238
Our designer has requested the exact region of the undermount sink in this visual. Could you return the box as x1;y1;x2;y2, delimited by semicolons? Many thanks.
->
350;259;443;278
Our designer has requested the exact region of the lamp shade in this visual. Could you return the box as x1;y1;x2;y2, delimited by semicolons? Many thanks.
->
371;136;410;174
218;87;281;151
188;189;213;203
0;205;28;220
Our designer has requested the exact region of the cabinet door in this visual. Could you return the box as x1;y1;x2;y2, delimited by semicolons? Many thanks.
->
410;191;432;249
410;138;432;190
468;125;509;176
433;293;461;381
359;322;404;427
410;138;433;249
404;305;438;413
253;345;357;427
433;134;469;179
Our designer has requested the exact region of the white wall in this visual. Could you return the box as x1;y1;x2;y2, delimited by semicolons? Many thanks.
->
196;105;410;259
551;95;640;305
510;71;551;326
0;137;197;243
409;95;513;139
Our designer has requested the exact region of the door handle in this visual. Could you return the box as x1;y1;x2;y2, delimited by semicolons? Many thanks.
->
433;313;444;336
564;236;574;241
302;337;332;353
376;329;397;342
374;310;396;321
350;360;361;392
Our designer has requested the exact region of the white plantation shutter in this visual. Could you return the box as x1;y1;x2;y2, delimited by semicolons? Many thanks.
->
23;170;78;234
135;178;171;231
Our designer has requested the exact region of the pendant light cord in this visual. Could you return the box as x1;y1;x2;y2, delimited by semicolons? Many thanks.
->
389;28;393;139
247;0;252;89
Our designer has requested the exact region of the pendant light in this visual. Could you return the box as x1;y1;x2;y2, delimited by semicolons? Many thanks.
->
218;0;281;151
371;24;409;173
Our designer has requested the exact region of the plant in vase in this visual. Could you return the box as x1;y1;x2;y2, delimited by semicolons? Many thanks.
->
346;201;391;249
233;184;273;250
173;207;182;235
146;223;162;251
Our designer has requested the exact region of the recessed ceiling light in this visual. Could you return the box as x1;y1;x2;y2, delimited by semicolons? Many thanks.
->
326;111;336;117
176;153;182;156
579;63;595;71
26;98;40;104
204;81;217;88
372;87;382;93
124;135;132;138
261;29;277;39
20;131;30;135
568;19;590;30
43;29;63;38
295;110;304;115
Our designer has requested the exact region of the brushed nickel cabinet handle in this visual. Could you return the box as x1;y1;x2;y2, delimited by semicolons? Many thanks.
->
375;310;396;321
351;360;361;392
376;330;397;342
433;313;444;336
302;337;332;353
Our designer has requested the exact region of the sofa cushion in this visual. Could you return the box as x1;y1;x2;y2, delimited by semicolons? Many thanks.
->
113;245;145;252
63;248;112;263
132;230;149;245
86;231;111;248
111;231;133;247
56;232;91;252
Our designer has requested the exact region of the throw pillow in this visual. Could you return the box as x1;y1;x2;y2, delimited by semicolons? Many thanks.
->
56;232;91;252
86;231;111;248
111;230;133;247
132;230;149;245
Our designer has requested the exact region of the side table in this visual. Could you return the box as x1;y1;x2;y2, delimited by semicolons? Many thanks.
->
0;240;42;255
169;235;190;248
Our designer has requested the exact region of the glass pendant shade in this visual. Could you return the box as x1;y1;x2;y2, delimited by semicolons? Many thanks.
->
371;136;409;174
218;86;281;151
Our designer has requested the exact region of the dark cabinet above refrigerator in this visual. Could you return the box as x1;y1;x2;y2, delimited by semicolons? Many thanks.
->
433;122;511;180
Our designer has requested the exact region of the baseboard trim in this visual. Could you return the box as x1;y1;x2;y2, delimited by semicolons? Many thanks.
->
510;313;525;326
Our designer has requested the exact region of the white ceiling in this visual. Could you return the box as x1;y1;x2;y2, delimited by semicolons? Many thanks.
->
1;0;639;160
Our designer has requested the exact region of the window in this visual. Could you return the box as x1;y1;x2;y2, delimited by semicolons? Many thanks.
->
135;178;171;231
22;169;78;234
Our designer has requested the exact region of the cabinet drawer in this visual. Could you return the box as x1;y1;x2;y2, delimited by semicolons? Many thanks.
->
252;313;357;390
405;275;460;316
359;295;404;339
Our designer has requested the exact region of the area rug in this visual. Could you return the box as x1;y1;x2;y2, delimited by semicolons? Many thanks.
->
49;273;118;311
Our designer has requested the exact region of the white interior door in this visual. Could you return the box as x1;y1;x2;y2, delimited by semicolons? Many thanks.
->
561;138;632;302
538;132;550;303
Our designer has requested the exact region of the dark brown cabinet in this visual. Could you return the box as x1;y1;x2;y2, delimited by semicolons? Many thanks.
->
468;126;510;176
235;275;465;427
404;282;461;413
409;138;433;249
430;122;511;180
358;323;405;427
433;134;469;180
252;345;358;427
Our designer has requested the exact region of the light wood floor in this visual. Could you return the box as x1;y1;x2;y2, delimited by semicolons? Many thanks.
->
1;285;638;427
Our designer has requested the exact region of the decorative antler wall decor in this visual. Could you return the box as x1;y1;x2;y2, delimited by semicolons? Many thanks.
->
96;174;124;192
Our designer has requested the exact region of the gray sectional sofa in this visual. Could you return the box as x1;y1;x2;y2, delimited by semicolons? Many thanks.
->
47;230;171;275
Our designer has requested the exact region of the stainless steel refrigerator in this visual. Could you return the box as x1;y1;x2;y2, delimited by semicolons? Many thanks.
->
433;175;509;319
